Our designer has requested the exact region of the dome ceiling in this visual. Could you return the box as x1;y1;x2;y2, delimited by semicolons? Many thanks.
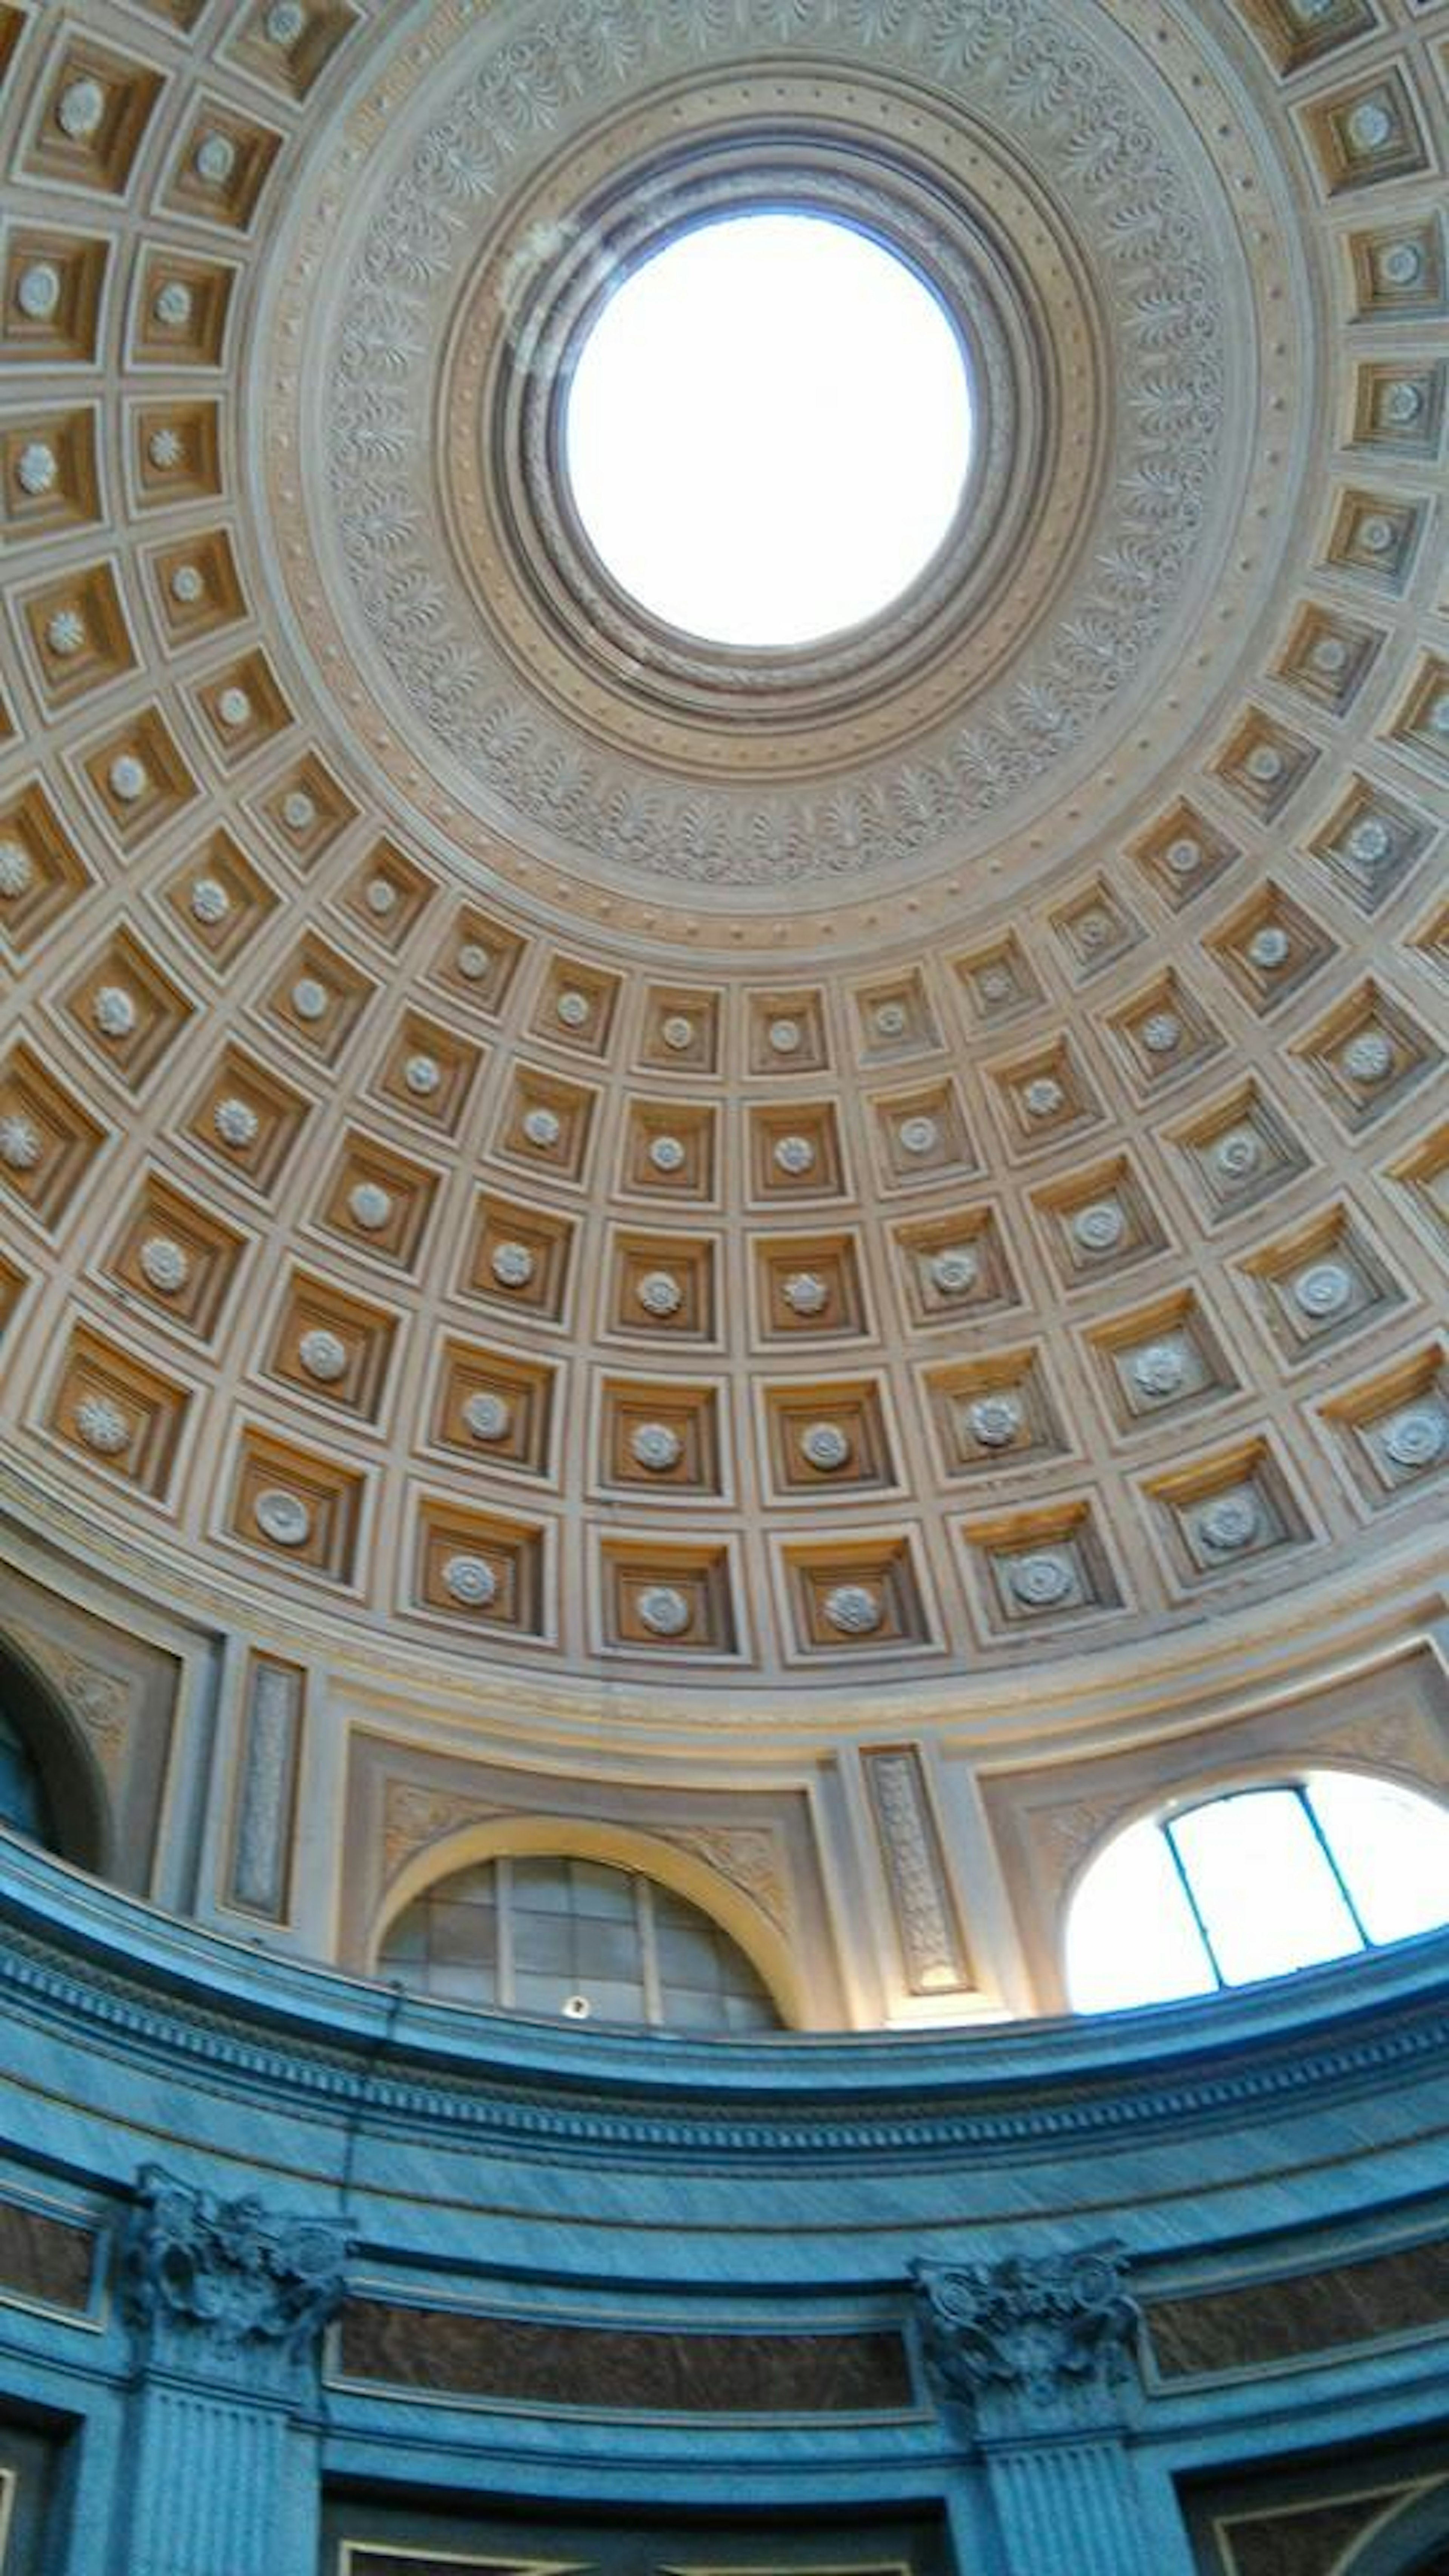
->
0;0;1444;1699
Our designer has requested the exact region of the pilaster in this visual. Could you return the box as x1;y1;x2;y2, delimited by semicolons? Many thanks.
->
115;2167;351;2576
913;2248;1192;2576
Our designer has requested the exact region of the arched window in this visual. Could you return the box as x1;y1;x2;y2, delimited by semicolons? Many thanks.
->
0;1703;54;1848
1065;1772;1449;2014
378;1853;784;2035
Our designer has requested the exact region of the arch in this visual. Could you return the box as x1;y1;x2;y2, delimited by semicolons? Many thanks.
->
0;1629;111;1878
372;1813;806;2030
1060;1753;1449;1932
1061;1764;1449;2015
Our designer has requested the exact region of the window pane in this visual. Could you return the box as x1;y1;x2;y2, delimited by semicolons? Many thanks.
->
566;1859;635;1918
511;1856;573;1911
1170;1789;1361;1986
571;1918;644;1984
511;1909;572;1975
1306;1773;1449;1945
1065;1817;1216;2012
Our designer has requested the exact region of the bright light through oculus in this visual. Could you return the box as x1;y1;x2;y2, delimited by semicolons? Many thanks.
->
564;213;973;650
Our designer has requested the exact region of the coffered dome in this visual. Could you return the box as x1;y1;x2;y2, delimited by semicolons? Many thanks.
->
0;0;1444;2013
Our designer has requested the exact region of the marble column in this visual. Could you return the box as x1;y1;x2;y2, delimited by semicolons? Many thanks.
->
114;2166;352;2576
912;2248;1193;2576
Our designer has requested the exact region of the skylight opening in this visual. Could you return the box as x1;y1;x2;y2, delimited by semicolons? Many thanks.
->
563;211;973;651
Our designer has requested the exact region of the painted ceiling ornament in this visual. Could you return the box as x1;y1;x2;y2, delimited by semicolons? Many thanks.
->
0;1115;42;1172
1345;815;1391;866
1073;1201;1124;1254
1140;1010;1181;1055
968;1395;1021;1450
1199;1493;1260;1554
121;2166;352;2391
632;1421;682;1472
214;1096;260;1149
1382;1407;1446;1473
910;2247;1141;2431
403;1052;441;1097
782;1271;828;1318
1023;1077;1064;1120
308;0;1238;898
217;686;254;731
464;1389;512;1442
348;1181;392;1232
365;875;397;916
282;790;318;834
291;976;329;1023
1009;1551;1074;1609
824;1583;883;1636
638;1584;690;1637
153;279;195;332
1164;835;1201;879
455;941;491;981
194;131;238;187
1294;1260;1353;1320
523;1103;562;1149
148;426;185;471
1247;924;1290;970
931;1246;978;1296
46;607;86;658
254;1490;312;1547
140;1236;191;1296
898;1113;940;1157
802;1423;851;1472
17;263;62;321
491;1239;535;1288
768;1018;803;1057
93;984;138;1040
298;1329;349;1384
1213;1127;1261;1181
57;77;107;139
660;1014;695;1052
16;441;58;496
76;1395;130;1456
774;1133;815;1177
1343;1029;1394;1085
873;1000;908;1040
649;1133;686;1173
555;987;591;1028
637;1267;682;1316
1131;1341;1187;1401
171;563;206;606
0;841;35;900
109;754;149;804
190;876;232;926
442;1554;498;1607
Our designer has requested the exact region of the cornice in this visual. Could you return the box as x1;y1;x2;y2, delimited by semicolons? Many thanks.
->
3;1842;1449;2170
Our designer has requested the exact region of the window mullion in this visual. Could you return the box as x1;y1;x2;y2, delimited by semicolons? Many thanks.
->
1162;1815;1229;1992
1299;1784;1372;1951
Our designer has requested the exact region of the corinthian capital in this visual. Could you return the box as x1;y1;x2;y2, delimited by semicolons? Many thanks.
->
121;2166;352;2390
911;2246;1140;2430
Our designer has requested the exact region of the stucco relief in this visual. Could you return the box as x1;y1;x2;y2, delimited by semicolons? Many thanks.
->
310;0;1247;890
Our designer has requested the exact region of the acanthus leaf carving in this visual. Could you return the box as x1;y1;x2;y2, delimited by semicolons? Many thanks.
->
120;2167;352;2393
911;2245;1141;2434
